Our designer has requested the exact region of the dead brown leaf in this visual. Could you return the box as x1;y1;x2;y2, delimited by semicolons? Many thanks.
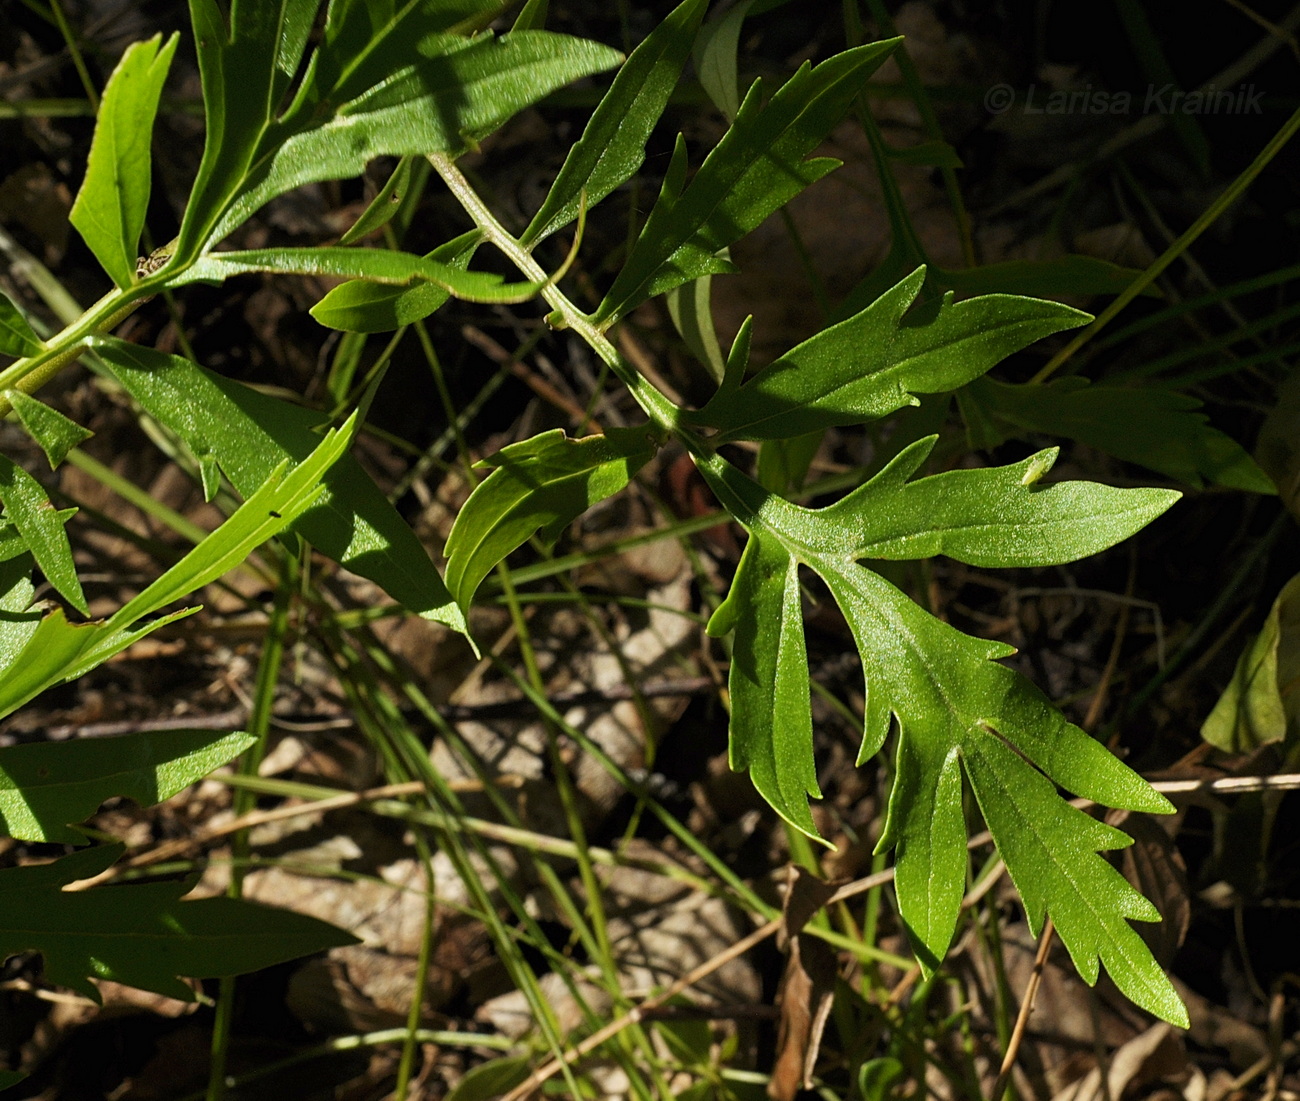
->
1051;1023;1203;1101
1109;810;1191;967
769;866;841;1101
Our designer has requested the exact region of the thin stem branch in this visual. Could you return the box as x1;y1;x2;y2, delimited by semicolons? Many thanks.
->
427;153;689;442
990;918;1056;1101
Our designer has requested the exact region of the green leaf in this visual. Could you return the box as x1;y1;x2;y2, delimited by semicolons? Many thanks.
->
1202;572;1300;752
444;426;659;612
0;729;254;844
0;455;86;615
935;256;1151;298
692;0;755;121
185;20;622;253
521;0;709;247
338;154;416;245
0;291;43;358
179;246;541;304
705;531;819;837
595;38;899;324
69;33;179;288
90;337;465;634
309;230;484;333
0;411;354;721
687;268;1090;442
665;270;726;383
755;431;821;494
4;390;93;469
0;844;356;1000
0;518;68;570
964;376;1275;493
822;436;1181;567
512;0;548;31
0;607;195;726
695;448;1186;1025
177;0;337;261
859;1058;906;1101
0;557;39;671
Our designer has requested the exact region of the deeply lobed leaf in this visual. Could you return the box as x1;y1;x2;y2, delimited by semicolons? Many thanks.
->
688;268;1091;441
706;532;819;836
696;448;1187;1024
822;436;1181;566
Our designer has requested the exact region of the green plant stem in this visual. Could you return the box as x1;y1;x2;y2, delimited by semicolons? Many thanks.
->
0;239;178;417
1030;104;1300;384
427;153;687;442
856;0;975;268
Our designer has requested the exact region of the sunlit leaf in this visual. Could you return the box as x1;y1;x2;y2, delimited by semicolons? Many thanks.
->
522;0;708;247
90;337;465;633
69;33;179;288
179;245;541;304
309;230;481;331
0;729;254;844
695;447;1186;1026
0;455;86;614
823;436;1179;566
444;426;659;612
0;412;355;721
706;531;818;836
0;557;38;673
180;12;622;255
4;390;93;469
689;268;1090;441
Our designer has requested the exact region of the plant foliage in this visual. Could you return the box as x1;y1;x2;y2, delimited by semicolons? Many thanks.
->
3;0;1265;1069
